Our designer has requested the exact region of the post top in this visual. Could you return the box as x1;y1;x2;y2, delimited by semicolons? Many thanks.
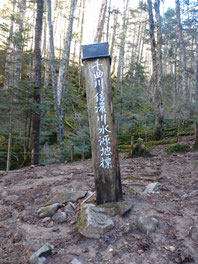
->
82;42;111;62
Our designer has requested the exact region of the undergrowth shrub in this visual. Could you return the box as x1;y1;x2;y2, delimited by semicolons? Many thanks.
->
167;144;191;155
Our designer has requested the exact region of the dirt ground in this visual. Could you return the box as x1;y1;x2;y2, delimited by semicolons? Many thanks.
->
0;139;197;264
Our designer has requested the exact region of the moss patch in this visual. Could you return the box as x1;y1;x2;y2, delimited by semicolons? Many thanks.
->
123;176;137;181
167;144;191;155
77;208;88;232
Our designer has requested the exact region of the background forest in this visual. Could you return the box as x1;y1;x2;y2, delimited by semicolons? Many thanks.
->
0;0;197;171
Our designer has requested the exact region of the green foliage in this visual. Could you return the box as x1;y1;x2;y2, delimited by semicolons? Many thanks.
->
167;144;191;155
114;63;156;145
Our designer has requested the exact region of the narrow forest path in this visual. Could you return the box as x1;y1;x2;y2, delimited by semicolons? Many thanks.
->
0;140;197;264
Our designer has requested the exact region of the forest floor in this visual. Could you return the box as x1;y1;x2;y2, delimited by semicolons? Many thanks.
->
0;138;198;264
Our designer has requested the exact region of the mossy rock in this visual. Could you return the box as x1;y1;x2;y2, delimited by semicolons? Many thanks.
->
167;144;191;155
99;200;133;216
77;208;88;232
133;138;153;157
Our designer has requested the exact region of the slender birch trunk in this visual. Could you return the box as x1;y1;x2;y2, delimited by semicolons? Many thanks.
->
54;0;77;146
154;0;164;120
110;9;118;57
78;0;85;87
106;0;111;42
173;41;178;117
4;0;16;90
57;0;77;107
147;0;162;139
94;0;107;42
192;28;198;105
72;0;81;68
116;0;129;95
14;0;26;87
175;0;189;117
60;0;78;144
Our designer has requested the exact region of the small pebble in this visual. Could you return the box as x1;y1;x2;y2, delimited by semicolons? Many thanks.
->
137;249;144;255
169;246;175;252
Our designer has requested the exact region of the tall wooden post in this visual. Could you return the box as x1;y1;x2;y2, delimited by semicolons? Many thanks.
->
82;42;122;205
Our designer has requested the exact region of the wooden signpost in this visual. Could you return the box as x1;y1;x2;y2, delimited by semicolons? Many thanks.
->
82;42;122;205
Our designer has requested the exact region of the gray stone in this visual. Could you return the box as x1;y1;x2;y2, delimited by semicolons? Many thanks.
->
71;258;82;264
137;215;159;233
120;222;133;234
99;200;133;217
52;209;67;223
48;191;87;204
87;246;96;258
4;194;19;202
30;256;46;264
116;200;133;216
37;203;60;218
65;202;76;215
30;243;54;264
144;182;161;194
77;204;114;239
41;217;51;223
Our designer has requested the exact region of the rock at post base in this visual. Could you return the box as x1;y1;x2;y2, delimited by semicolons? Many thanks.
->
37;203;60;218
116;200;134;216
77;204;114;239
47;191;87;205
52;209;67;223
137;215;159;234
65;202;76;215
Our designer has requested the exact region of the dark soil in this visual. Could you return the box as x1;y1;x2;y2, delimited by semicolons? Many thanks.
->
0;139;197;264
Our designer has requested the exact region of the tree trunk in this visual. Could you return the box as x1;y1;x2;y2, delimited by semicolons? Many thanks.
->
116;0;129;95
58;0;77;146
110;9;118;57
94;0;107;42
154;0;164;118
14;0;26;87
147;0;163;139
175;0;189;117
72;0;81;68
6;114;12;171
31;0;44;165
106;0;111;42
192;28;198;105
78;0;85;87
4;0;16;90
47;0;61;144
173;41;178;117
194;121;198;150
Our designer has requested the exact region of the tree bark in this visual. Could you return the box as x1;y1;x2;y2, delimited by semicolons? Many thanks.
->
147;0;163;139
94;0;107;42
31;0;44;165
47;0;61;144
192;27;198;105
175;0;189;117
4;0;16;90
58;0;77;146
110;9;118;57
116;0;129;95
154;0;164;116
6;114;12;171
106;0;111;42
